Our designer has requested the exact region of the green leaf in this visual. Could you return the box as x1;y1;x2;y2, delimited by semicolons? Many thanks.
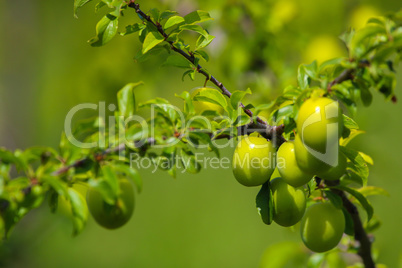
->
255;102;275;114
182;69;196;81
256;182;274;225
193;50;209;61
180;149;201;174
377;75;395;99
67;188;88;236
0;148;26;171
112;164;142;193
164;16;185;29
120;23;145;36
41;176;68;197
195;34;215;51
180;24;208;37
358;152;374;165
233;115;251;127
187;132;211;146
48;189;59;213
342;207;355;236
364;215;381;233
340;129;365;146
193;88;228;111
303;61;318;80
324;190;343;209
74;158;94;174
160;10;178;21
163;55;192;68
101;165;119;197
360;86;373;107
117;82;143;118
231;88;252;110
358;186;389;197
271;105;294;123
340;146;369;186
175;91;194;115
351;25;386;57
319;57;344;72
297;64;309;90
342;114;359;129
88;14;119;47
148;8;160;22
142;31;165;54
183;10;213;25
332;185;373;222
95;1;107;13
74;0;93;18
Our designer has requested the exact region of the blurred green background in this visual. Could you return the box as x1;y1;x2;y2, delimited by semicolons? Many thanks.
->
1;0;402;267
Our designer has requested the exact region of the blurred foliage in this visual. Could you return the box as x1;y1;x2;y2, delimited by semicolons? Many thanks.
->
1;0;402;268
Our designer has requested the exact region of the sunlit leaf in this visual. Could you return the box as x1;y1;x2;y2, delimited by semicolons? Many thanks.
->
142;31;165;54
88;14;119;47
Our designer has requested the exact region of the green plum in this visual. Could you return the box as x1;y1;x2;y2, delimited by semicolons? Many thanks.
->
276;141;313;187
318;152;347;181
232;136;276;187
270;177;306;227
300;202;345;252
294;135;332;174
87;178;135;229
296;97;342;153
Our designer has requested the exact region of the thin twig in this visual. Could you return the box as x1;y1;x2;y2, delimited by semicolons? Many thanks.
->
127;1;269;127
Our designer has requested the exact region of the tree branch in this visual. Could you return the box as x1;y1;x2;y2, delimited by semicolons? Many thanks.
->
327;69;354;92
127;1;270;127
326;181;375;268
327;60;371;92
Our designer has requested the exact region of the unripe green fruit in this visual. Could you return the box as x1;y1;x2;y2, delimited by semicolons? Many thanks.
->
296;97;343;153
277;141;313;187
87;179;135;229
294;135;332;174
318;153;347;181
270;177;306;227
232;136;276;187
191;87;224;114
300;202;345;252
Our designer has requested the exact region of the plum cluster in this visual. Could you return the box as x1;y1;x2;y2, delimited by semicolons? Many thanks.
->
232;97;346;252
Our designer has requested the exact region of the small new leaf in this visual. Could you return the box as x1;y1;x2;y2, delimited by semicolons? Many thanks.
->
343;114;359;129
